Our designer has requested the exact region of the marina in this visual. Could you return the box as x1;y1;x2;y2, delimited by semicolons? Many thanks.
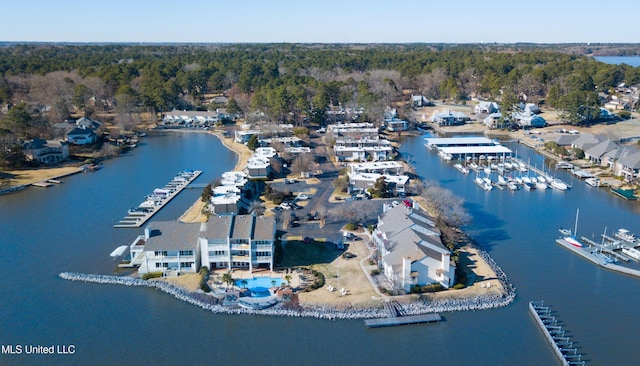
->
529;301;584;366
113;169;202;228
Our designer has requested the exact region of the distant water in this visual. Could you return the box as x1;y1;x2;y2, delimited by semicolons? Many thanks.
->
594;56;640;67
2;132;640;365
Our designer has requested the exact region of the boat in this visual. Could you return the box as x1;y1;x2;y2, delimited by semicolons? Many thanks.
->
110;245;128;258
482;177;492;185
498;175;509;185
453;163;469;174
504;162;513;170
537;175;547;183
559;227;572;236
469;162;479;170
622;247;640;261
550;179;568;191
615;228;638;244
592;249;616;264
484;166;492;175
474;176;493;191
585;177;600;187
522;176;532;184
507;182;519;191
563;209;583;248
522;182;535;190
535;181;548;190
556;161;574;169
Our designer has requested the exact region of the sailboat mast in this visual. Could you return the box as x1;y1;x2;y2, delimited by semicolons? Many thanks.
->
574;209;579;236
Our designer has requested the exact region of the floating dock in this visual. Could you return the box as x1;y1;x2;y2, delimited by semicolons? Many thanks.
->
556;237;640;279
364;313;441;328
529;301;584;366
113;170;202;228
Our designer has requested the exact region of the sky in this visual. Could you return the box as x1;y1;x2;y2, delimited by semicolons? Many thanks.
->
2;0;639;44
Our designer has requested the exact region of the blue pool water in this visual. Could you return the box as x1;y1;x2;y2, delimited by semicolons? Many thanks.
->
235;277;282;296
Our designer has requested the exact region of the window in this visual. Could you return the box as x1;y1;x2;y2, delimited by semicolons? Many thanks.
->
179;250;193;256
180;262;193;268
154;251;168;256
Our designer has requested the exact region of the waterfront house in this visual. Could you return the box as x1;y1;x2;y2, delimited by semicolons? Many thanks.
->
430;110;469;126
163;110;219;126
372;203;455;292
200;214;276;272
66;127;97;145
411;95;432;108
612;147;640;182
348;172;409;196
22;138;69;165
334;137;393;162
584;139;620;166
137;221;202;275
513;112;546;128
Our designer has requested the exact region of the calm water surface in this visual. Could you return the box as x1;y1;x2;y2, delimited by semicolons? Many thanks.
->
1;132;639;365
594;56;640;67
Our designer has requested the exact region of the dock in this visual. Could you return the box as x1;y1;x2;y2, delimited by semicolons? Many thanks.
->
364;313;441;328
556;237;640;278
113;170;202;228
529;301;585;366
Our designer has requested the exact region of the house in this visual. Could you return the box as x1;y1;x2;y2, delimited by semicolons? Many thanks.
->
334;137;393;162
349;161;403;176
523;103;541;115
372;203;455;292
411;95;432;108
570;133;604;151
75;116;102;130
66;127;97;145
137;221;202;275
200;214;276;272
612;147;640;182
385;118;408;132
22;138;69;164
474;101;500;114
513;112;546;128
163;110;219;126
430;110;469;126
584;139;620;166
483;113;510;129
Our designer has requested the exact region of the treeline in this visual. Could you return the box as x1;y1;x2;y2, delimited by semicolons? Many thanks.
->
1;44;640;142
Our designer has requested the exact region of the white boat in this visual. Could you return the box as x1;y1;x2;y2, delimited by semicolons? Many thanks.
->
537;175;547;183
563;209;583;247
507;182;519;191
585;177;600;187
615;229;638;244
483;177;492;185
110;245;128;258
522;176;532;184
453;163;469;174
469;162;479;170
522;182;534;190
535;181;548;190
438;150;452;161
504;162;513;170
622;247;640;261
498;175;509;185
514;176;523;184
484;167;492;175
550;179;568;191
474;177;493;191
556;161;574;169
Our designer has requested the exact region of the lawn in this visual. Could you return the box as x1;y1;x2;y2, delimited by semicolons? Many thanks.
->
279;239;342;267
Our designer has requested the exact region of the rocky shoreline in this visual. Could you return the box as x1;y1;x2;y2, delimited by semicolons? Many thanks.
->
59;242;515;320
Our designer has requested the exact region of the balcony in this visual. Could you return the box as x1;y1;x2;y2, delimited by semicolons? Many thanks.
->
231;244;250;251
255;245;273;251
232;255;250;262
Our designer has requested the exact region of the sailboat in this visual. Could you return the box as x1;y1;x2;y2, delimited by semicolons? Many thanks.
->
562;209;583;248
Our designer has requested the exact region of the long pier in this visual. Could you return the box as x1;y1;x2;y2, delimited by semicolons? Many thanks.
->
113;170;202;228
529;301;584;366
364;313;441;328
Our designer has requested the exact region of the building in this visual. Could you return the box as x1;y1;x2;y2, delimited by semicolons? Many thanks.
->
430;110;469;126
66;127;97;145
163;110;219;126
22;138;69;165
75;116;103;130
411;95;432;108
245;147;277;179
334;137;393;162
372;203;455;292
209;171;251;215
349;161;403;176
137;221;202;275
200;214;276;272
474;101;500;114
348;172;409;196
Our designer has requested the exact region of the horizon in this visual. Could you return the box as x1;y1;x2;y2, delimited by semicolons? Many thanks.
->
3;0;640;44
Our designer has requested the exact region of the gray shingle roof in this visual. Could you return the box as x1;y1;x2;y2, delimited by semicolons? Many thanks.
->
145;221;201;251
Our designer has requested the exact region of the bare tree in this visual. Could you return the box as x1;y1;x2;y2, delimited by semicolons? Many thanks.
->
290;153;314;176
415;68;448;100
331;200;380;226
421;181;470;227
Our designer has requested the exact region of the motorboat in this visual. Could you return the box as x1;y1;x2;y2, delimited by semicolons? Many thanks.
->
498;175;509;185
585;177;600;187
507;182;519;191
535;181;548;190
550;179;568;191
615;228;638;244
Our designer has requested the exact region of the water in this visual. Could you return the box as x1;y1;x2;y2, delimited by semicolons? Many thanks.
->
594;56;640;67
235;277;282;295
1;131;640;365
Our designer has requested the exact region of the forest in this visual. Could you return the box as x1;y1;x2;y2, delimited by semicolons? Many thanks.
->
1;43;640;165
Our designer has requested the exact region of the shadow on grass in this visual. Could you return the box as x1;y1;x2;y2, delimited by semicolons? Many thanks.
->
279;240;342;267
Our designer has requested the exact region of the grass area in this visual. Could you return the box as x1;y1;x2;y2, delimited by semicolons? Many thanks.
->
280;240;341;267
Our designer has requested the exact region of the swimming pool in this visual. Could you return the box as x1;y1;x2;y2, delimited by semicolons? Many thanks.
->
235;277;282;297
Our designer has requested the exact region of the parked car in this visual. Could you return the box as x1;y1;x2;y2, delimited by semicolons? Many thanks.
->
280;202;291;210
296;194;309;201
284;179;296;184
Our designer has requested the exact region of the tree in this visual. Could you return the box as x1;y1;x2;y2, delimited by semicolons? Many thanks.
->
369;176;390;198
421;181;470;227
201;184;212;203
332;176;349;193
291;154;314;176
221;272;234;289
227;98;241;115
2;102;32;138
246;134;259;151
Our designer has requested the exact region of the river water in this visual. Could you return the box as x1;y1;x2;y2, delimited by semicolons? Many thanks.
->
1;131;639;365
